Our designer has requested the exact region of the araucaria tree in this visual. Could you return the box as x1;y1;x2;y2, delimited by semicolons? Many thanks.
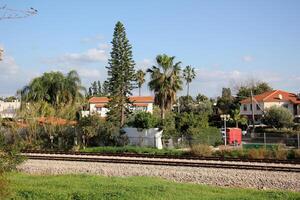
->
147;54;182;120
135;69;145;96
183;65;196;96
106;21;136;127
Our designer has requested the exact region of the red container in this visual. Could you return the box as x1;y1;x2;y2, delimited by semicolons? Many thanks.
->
226;128;242;145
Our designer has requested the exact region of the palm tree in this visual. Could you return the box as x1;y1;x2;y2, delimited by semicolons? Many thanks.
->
135;69;146;96
147;54;182;119
232;109;248;128
18;70;85;107
183;65;196;97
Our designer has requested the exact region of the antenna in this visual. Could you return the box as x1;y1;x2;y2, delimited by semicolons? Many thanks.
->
0;4;38;20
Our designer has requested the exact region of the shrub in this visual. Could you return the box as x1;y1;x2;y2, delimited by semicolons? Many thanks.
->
247;148;269;159
294;149;300;159
273;148;288;160
127;111;159;129
190;144;212;157
192;127;223;146
263;106;294;128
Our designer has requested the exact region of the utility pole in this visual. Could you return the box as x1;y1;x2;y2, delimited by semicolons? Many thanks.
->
250;90;255;136
0;48;3;61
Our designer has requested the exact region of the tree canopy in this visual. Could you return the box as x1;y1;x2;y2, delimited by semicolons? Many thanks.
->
147;54;182;119
106;21;136;127
18;70;85;107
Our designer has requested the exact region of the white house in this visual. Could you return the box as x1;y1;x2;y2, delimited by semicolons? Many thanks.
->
240;90;300;122
0;100;21;118
88;96;154;117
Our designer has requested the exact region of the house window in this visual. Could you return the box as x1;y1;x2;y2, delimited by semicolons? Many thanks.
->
283;104;288;109
96;107;102;112
256;104;260;110
243;104;247;111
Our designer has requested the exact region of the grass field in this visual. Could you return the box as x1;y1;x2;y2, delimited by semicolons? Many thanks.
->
7;173;300;200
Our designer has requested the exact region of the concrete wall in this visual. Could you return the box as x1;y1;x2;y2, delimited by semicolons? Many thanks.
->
0;101;21;118
122;127;163;149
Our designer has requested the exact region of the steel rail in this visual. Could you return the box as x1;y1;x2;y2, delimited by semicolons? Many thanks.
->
22;150;300;165
24;154;300;173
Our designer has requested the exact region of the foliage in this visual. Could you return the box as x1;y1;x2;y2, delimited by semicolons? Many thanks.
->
190;144;212;157
81;146;184;156
106;21;136;127
161;111;178;139
176;112;209;137
9;173;300;200
216;88;238;115
263;106;294;128
192;127;223;146
147;54;182;119
78;115;103;145
135;69;146;96
18;70;85;107
236;81;273;99
87;80;106;97
127;111;159;129
182;65;196;96
231;109;248;128
178;95;213;115
0;132;24;199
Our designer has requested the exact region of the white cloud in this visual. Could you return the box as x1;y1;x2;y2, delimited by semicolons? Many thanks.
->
136;58;153;70
0;55;19;76
242;55;254;62
81;34;104;43
46;46;108;65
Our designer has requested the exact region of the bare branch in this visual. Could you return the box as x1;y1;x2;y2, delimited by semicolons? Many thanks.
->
0;5;38;20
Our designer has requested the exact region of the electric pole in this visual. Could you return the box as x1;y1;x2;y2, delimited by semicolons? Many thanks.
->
250;89;255;136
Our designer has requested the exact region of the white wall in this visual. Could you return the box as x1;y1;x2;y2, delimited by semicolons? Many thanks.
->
0;101;21;118
123;127;163;149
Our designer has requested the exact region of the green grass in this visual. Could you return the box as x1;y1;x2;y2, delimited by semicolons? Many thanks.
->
7;173;300;200
80;146;186;156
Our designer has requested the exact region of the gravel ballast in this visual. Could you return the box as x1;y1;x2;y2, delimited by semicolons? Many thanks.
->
18;159;300;192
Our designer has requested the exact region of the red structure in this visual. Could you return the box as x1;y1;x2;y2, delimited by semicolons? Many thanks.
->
226;128;242;145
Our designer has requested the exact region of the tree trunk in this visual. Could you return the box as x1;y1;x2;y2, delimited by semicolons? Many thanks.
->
187;82;189;97
236;121;238;128
161;98;165;120
139;86;141;96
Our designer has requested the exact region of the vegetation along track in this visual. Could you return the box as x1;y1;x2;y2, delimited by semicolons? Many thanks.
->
23;154;300;173
22;149;300;165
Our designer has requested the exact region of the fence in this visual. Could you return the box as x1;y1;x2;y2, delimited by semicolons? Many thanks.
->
242;132;300;149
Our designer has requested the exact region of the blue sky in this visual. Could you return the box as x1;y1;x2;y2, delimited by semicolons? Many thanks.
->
0;0;300;97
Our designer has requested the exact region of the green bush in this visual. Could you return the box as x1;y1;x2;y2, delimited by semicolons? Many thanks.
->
127;111;159;129
192;127;223;146
263;106;294;128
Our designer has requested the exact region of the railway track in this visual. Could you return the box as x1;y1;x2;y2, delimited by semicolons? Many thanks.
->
22;149;300;165
24;154;300;173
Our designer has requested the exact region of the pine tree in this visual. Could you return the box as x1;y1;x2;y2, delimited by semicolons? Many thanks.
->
91;81;98;95
97;81;102;95
106;21;136;127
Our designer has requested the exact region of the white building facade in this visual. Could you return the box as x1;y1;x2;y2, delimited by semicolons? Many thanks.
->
240;90;300;122
88;96;154;117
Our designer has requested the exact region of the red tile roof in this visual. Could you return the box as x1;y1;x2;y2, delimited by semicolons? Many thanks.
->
89;96;154;103
240;90;300;104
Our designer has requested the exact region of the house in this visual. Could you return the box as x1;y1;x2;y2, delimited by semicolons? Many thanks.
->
0;100;21;118
88;96;154;117
240;90;300;122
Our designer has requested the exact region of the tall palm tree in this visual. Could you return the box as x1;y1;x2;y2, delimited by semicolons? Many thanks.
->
147;54;182;119
135;69;146;96
183;65;196;97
